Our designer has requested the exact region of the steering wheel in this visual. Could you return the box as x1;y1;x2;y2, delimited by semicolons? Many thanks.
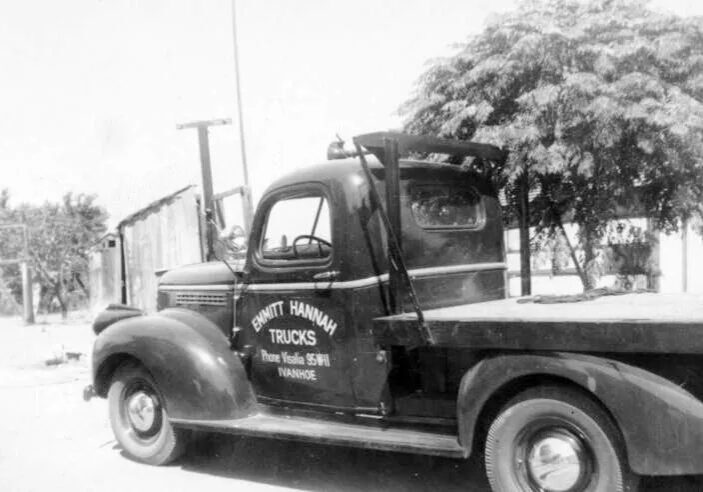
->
292;235;332;258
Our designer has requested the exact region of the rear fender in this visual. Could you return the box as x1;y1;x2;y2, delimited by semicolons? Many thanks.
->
92;307;256;421
458;352;703;475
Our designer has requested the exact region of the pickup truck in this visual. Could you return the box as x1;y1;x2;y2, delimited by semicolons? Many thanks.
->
87;131;703;492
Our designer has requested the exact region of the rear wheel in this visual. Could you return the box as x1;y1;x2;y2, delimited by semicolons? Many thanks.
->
108;362;188;465
484;385;638;492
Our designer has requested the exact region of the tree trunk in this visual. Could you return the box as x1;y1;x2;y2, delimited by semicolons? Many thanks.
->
38;285;49;314
55;290;68;319
581;225;599;291
55;271;67;319
518;168;531;296
74;273;89;296
555;218;589;290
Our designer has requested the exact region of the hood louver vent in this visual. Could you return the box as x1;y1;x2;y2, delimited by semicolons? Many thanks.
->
175;292;228;307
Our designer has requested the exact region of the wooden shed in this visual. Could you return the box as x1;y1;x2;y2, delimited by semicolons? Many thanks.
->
89;186;204;314
118;185;203;313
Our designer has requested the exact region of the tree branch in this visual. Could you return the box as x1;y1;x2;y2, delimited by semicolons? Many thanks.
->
29;252;60;290
553;210;589;290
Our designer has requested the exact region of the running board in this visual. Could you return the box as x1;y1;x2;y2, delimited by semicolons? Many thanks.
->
172;413;466;458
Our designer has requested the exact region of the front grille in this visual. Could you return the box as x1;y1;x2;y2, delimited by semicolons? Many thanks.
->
175;292;228;307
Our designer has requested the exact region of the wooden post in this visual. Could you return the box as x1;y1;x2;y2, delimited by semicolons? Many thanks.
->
197;126;216;261
518;168;531;296
177;119;232;262
21;262;34;324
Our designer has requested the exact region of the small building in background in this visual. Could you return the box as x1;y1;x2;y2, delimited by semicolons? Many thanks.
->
88;232;121;315
658;220;703;294
505;219;703;297
89;185;204;314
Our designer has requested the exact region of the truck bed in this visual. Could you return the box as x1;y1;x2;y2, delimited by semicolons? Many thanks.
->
373;293;703;354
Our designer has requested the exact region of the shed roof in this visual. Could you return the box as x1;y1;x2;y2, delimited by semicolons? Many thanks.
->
117;185;196;229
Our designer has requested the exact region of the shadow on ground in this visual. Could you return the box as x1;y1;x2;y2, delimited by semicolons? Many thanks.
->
172;433;703;491
179;433;486;491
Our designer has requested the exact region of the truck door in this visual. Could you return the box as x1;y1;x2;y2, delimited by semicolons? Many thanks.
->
238;184;357;410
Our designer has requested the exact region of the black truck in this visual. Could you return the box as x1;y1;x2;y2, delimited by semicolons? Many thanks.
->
87;132;703;492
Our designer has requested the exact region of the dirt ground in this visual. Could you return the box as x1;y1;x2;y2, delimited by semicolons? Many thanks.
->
0;313;700;492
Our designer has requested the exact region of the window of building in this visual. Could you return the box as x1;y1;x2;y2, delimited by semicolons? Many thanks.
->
409;185;484;230
260;195;332;262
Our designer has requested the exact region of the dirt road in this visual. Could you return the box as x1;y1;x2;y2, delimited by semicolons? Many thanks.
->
0;313;699;491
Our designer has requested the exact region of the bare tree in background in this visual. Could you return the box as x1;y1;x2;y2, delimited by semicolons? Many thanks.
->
0;190;107;317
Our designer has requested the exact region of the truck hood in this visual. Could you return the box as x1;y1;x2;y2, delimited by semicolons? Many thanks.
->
159;260;244;286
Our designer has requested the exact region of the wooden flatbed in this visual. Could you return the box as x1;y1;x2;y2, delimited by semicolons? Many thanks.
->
373;293;703;353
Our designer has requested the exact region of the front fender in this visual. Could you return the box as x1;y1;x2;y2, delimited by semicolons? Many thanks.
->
92;304;143;335
92;307;256;421
458;352;703;475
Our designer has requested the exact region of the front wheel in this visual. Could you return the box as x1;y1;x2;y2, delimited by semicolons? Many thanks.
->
484;385;638;492
108;362;188;465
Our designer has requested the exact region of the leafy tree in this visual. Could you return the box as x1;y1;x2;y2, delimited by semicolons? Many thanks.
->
401;0;703;289
0;189;9;210
0;192;107;317
0;189;23;314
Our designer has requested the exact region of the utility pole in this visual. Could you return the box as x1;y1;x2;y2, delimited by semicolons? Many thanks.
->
231;0;255;230
177;118;232;262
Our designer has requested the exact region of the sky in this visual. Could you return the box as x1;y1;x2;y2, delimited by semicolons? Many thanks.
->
1;0;702;228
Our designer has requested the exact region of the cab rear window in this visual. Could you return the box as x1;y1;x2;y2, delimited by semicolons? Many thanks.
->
409;185;485;230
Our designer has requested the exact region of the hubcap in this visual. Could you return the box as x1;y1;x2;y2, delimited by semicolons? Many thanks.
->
126;390;158;433
525;429;589;492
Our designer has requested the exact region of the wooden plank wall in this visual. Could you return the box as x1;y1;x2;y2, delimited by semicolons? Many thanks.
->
121;188;203;312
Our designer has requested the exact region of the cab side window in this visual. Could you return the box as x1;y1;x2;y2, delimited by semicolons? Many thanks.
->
261;195;332;262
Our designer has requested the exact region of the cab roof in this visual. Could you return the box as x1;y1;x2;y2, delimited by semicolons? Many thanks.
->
263;156;494;197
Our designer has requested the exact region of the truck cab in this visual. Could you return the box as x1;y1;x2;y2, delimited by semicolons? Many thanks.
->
89;132;703;492
225;156;505;414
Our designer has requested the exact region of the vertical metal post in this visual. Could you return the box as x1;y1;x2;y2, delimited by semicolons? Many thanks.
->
231;0;255;230
518;168;531;296
384;138;402;313
119;230;128;305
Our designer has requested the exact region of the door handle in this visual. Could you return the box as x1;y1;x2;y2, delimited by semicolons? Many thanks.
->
313;270;339;281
